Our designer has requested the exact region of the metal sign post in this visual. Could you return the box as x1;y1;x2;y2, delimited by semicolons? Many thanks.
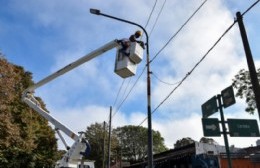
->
217;94;232;168
201;86;236;168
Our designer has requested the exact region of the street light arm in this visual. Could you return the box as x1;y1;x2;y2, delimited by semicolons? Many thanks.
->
89;8;148;45
91;9;151;67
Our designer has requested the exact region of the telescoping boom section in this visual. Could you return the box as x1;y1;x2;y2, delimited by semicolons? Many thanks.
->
24;39;120;93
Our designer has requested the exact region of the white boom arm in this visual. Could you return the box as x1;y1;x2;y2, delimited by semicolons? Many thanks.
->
24;39;119;93
22;39;119;167
23;94;78;141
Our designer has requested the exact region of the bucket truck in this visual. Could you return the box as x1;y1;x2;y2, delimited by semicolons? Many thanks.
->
22;39;143;168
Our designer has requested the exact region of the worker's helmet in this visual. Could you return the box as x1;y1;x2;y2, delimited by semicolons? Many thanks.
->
135;30;142;37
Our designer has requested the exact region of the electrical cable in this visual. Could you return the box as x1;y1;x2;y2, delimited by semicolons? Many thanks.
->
242;0;259;16
152;72;181;86
144;0;158;29
111;0;208;124
111;0;259;124
113;0;259;126
139;20;236;126
149;0;167;37
120;77;133;105
112;79;125;107
112;66;146;118
140;0;158;41
149;0;208;64
149;0;260;116
139;0;208;126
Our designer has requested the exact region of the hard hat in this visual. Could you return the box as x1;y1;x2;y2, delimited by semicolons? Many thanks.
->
135;30;142;36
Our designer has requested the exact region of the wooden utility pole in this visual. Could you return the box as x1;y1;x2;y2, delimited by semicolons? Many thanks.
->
236;11;260;120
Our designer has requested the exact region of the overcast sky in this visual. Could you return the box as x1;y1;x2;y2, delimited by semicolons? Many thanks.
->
1;0;260;150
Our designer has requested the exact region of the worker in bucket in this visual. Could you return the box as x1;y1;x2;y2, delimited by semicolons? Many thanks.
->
129;30;145;49
117;30;144;58
117;38;131;57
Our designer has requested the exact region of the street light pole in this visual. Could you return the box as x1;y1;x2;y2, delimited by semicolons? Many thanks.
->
90;9;153;168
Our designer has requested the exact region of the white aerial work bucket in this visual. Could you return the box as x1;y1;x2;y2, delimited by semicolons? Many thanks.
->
114;42;143;78
129;42;143;64
114;49;137;78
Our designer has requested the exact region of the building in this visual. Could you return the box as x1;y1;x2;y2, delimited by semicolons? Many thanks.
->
124;141;259;168
219;145;260;168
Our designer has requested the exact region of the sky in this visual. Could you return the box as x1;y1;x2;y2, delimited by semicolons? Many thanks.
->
0;0;260;150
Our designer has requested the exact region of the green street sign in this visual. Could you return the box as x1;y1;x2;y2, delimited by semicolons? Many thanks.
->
202;118;221;137
201;96;218;118
221;86;236;108
227;119;260;137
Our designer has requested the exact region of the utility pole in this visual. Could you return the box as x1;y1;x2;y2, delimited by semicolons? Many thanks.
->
107;106;112;168
236;11;260;120
103;121;106;168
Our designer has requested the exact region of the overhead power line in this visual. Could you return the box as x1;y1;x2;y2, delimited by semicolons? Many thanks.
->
242;0;260;16
149;0;208;64
112;66;146;118
111;0;206;120
149;0;167;37
152;72;181;86
139;20;236;126
112;79;125;107
111;0;259;125
139;0;260;126
110;0;208;126
144;0;158;29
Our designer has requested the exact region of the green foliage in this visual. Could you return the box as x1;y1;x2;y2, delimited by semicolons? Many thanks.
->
84;123;168;167
113;125;168;163
174;137;195;149
232;68;260;114
0;55;59;167
85;122;118;168
199;137;218;145
85;122;106;168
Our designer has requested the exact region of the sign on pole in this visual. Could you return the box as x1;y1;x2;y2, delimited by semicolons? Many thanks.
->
227;119;260;137
221;86;236;108
202;118;221;137
201;96;218;118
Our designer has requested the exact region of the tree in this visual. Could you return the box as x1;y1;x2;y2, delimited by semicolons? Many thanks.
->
174;137;195;149
232;68;260;114
0;55;59;167
85;124;168;167
113;125;168;163
84;122;119;168
199;137;218;145
85;122;105;168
